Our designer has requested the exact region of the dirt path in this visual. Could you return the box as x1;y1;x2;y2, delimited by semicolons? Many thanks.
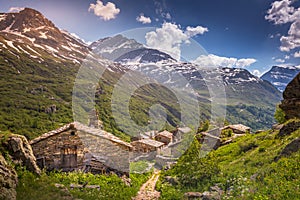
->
133;169;161;200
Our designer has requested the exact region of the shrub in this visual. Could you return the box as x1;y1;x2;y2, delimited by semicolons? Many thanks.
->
274;105;286;124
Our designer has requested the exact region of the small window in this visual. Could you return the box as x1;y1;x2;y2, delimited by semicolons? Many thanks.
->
70;131;76;136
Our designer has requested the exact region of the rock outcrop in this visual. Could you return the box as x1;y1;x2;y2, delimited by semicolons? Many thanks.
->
0;154;18;200
277;120;300;138
280;72;300;119
184;185;223;200
5;134;41;174
275;138;300;161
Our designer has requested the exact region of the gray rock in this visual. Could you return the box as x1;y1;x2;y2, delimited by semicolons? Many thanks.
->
6;134;41;174
184;192;202;199
164;176;179;186
277;121;300;138
275;137;300;161
0;154;18;200
202;190;221;200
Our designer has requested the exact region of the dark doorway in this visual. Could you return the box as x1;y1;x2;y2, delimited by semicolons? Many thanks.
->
60;146;77;170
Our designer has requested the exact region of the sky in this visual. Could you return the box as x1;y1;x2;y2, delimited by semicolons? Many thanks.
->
0;0;300;76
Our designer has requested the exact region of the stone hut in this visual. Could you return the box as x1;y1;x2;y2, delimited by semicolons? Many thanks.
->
155;130;173;145
198;129;222;150
30;122;132;176
131;139;164;153
173;127;192;142
221;124;250;135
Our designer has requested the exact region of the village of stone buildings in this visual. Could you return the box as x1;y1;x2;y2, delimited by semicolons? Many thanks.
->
28;111;251;177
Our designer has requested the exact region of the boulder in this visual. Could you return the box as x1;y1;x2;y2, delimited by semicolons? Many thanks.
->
277;120;300;138
164;176;179;185
5;134;41;174
280;72;300;119
184;192;202;199
0;154;18;200
275;138;300;161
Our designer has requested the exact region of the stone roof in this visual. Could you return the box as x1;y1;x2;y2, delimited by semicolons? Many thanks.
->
30;122;132;148
177;127;192;134
30;123;74;144
157;130;173;139
221;124;250;133
143;130;158;137
201;132;221;140
132;139;164;148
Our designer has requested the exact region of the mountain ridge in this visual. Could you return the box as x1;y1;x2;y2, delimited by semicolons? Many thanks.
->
261;65;300;92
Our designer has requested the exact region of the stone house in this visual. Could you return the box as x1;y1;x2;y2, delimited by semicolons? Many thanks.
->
221;124;250;135
155;130;173;145
131;138;164;153
173;127;192;142
30;122;132;176
198;129;221;150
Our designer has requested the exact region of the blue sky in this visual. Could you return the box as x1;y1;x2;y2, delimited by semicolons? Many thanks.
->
0;0;299;76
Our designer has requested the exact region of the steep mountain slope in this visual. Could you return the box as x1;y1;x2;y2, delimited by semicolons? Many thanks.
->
0;8;89;138
0;8;89;63
261;65;300;92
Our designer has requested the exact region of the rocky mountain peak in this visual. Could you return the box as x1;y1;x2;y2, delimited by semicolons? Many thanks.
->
0;8;89;63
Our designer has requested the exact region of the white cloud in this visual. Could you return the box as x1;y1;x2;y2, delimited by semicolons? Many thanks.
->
294;51;300;58
265;0;300;24
89;0;120;21
136;14;151;24
275;58;285;63
185;26;208;37
279;20;300;51
236;58;257;68
252;69;261;77
145;22;208;60
192;54;256;68
285;55;290;59
8;7;24;13
265;0;300;52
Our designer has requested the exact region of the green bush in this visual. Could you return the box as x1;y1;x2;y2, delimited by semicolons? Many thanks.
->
274;105;286;124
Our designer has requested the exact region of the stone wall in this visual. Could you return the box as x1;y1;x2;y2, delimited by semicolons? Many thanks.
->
31;129;86;171
77;130;131;174
0;154;18;200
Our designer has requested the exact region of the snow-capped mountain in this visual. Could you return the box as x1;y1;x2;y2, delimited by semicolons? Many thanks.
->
261;65;300;92
0;8;89;64
90;34;281;106
89;34;144;61
90;34;176;63
115;48;175;64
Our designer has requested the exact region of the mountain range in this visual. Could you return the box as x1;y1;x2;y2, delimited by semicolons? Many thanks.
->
0;8;284;139
261;65;300;92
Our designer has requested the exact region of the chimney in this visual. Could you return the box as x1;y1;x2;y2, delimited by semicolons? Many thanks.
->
88;109;100;129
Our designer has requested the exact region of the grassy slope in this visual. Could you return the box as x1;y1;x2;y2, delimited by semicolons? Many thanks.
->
157;119;300;199
16;169;151;200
